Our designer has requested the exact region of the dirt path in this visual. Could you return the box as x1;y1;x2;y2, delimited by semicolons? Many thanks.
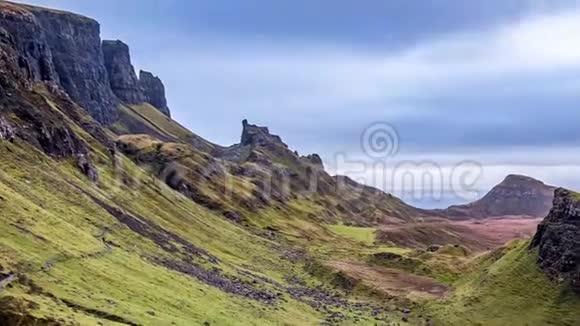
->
39;226;114;273
327;261;449;299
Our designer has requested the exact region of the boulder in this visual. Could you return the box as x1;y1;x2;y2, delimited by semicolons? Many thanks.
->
0;117;15;142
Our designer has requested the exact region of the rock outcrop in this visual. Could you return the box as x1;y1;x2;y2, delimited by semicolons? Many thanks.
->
443;174;556;219
139;70;170;117
32;7;119;125
0;117;15;142
302;153;324;169
102;40;145;104
241;119;287;148
530;188;580;291
0;2;120;125
0;2;56;82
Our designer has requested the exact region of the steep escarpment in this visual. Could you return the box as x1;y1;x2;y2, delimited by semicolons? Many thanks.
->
0;20;101;180
443;174;555;219
102;41;172;117
102;40;145;104
139;70;171;117
18;2;120;124
0;1;172;125
0;1;118;124
0;2;56;82
530;188;580;291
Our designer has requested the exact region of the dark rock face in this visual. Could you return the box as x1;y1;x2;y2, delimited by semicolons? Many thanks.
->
0;2;176;125
32;9;119;125
0;23;99;181
0;3;56;82
240;119;287;147
444;174;556;219
302;153;324;169
139;70;170;117
0;3;119;125
102;40;145;104
530;188;580;291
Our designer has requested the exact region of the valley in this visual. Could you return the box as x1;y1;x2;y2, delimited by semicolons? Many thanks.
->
0;1;579;325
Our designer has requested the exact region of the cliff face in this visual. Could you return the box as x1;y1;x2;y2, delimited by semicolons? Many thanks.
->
444;174;556;219
530;189;580;291
0;1;119;125
139;70;171;117
0;2;174;124
102;40;145;104
31;8;120;125
0;2;56;82
0;19;100;180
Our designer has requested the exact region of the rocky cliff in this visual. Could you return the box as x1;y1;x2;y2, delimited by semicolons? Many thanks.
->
25;3;120;125
443;174;556;219
530;188;580;291
0;2;56;82
0;1;119;124
0;17;101;181
102;40;145;104
0;1;172;125
139;70;171;117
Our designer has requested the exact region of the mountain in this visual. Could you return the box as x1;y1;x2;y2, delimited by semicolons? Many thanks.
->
442;174;556;219
1;1;578;325
0;2;429;324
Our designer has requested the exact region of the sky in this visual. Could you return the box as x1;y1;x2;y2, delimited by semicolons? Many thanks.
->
24;0;580;208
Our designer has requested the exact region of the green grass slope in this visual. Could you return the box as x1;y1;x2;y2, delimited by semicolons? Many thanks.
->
111;103;215;153
0;137;325;325
0;83;400;325
428;240;580;325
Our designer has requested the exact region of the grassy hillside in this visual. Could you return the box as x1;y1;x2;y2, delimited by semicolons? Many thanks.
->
1;76;578;326
0;41;401;324
428;240;580;325
0;76;411;325
0;135;324;325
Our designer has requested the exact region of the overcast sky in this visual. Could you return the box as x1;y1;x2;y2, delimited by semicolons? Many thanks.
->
25;0;580;207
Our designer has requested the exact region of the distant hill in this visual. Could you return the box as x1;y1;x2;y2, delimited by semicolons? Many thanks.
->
441;174;556;219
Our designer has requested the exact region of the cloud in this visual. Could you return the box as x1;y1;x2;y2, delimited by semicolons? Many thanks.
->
150;6;580;109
